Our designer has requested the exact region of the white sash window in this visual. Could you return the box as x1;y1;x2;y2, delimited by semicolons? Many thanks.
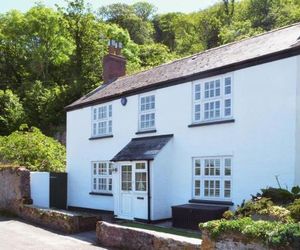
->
193;156;232;200
193;75;233;123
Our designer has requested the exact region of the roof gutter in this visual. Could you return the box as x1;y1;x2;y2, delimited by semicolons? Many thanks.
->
65;46;300;112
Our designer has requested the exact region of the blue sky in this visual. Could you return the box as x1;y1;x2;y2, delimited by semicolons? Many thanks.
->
0;0;219;14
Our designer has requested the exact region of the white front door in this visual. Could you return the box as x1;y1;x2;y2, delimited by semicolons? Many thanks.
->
118;162;148;220
120;164;133;219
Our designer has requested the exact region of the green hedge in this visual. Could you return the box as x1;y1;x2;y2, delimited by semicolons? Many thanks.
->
200;217;300;247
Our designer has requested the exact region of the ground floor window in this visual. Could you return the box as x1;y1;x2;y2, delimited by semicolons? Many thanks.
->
193;156;232;200
91;161;113;193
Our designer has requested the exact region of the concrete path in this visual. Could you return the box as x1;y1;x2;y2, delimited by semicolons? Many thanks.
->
0;216;108;250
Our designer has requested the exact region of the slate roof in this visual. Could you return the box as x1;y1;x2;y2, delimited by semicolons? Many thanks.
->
111;134;173;161
66;23;300;111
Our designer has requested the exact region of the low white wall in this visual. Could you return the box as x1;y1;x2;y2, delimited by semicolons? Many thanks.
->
30;172;50;208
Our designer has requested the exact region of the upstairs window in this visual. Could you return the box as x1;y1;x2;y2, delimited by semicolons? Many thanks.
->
193;75;232;123
139;94;155;131
193;156;232;200
91;161;113;193
92;104;112;137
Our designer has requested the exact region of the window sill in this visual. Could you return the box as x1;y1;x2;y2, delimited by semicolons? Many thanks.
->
89;135;113;140
188;119;235;128
89;192;113;196
135;129;157;135
189;199;234;206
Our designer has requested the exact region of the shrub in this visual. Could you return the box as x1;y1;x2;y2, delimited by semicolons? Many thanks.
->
288;199;300;222
0;125;65;172
261;187;295;204
200;217;300;247
223;210;234;220
235;198;292;222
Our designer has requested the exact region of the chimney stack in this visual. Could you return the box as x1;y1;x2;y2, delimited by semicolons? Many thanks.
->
103;39;126;83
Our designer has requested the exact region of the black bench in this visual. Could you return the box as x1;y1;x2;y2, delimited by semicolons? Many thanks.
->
172;203;229;230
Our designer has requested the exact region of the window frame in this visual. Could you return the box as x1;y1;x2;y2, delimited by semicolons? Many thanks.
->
192;74;233;124
91;103;113;138
91;161;114;194
138;93;156;132
192;156;233;201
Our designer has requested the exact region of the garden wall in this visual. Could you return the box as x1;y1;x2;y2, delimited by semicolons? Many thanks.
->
96;221;202;250
0;166;31;214
0;166;100;234
201;230;294;250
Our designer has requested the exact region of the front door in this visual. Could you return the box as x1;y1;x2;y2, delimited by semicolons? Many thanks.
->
119;162;148;220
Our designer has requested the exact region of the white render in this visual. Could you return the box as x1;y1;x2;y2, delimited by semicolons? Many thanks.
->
30;172;50;208
67;56;300;220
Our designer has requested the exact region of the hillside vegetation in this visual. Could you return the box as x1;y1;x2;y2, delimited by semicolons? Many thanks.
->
0;0;299;137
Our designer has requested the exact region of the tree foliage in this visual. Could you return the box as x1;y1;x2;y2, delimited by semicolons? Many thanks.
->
0;0;299;137
0;125;66;172
0;90;25;135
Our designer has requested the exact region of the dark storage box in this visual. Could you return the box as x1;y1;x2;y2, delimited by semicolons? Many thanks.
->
172;204;229;230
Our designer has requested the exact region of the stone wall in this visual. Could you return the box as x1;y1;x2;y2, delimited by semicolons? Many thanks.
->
96;221;202;250
0;166;100;234
20;205;101;234
201;230;294;250
0;166;32;214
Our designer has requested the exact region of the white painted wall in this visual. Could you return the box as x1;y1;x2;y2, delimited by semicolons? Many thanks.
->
67;56;299;218
30;172;50;208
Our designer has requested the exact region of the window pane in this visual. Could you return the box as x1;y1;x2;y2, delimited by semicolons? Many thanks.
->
225;158;231;176
136;163;146;169
122;165;132;191
194;104;201;121
195;180;200;196
135;172;147;191
224;180;231;197
99;163;107;175
195;159;201;175
195;84;201;100
225;77;231;95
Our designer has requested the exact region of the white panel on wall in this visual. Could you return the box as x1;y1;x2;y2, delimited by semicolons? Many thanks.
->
30;172;50;208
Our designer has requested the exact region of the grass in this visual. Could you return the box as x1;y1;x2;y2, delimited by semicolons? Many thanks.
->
118;221;201;239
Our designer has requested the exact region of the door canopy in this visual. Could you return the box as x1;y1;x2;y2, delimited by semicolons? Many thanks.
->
111;134;173;162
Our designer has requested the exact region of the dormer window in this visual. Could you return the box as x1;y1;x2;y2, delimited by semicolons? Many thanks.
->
139;94;155;131
92;104;112;137
193;75;233;124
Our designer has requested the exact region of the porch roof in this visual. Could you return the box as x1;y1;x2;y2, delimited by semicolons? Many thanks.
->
111;134;173;162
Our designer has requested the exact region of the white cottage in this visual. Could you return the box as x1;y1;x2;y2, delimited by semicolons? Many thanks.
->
65;23;300;222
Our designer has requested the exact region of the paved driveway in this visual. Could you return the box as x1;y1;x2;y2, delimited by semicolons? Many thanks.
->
0;216;108;250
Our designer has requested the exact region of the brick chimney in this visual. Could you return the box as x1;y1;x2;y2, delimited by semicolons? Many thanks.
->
103;39;126;83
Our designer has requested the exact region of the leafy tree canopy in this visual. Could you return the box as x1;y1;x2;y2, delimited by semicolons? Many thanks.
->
0;125;66;172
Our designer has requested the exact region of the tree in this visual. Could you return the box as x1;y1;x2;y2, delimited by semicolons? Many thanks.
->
0;125;66;172
0;89;25;135
132;2;157;21
98;3;154;44
138;43;175;68
24;5;74;81
153;13;182;51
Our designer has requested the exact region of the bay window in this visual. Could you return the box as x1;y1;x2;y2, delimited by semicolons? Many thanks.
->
193;156;232;200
